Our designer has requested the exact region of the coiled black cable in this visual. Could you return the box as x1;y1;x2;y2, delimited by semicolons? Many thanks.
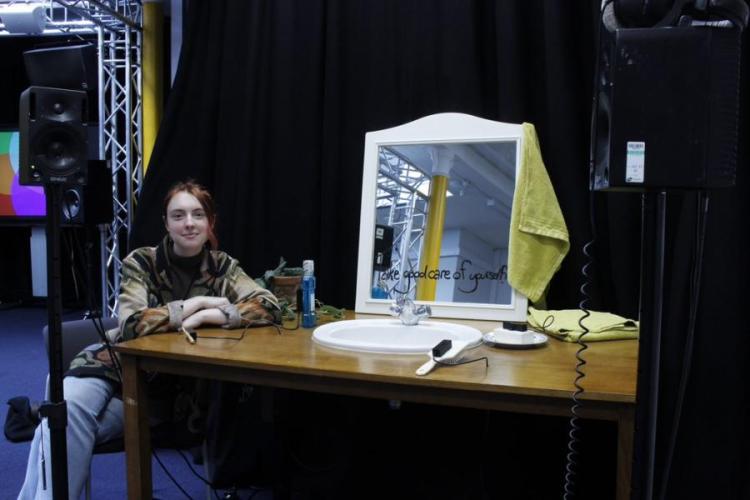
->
563;237;594;500
562;0;612;494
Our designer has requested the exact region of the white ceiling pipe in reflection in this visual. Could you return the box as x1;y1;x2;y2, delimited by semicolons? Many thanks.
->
429;145;456;178
451;144;515;203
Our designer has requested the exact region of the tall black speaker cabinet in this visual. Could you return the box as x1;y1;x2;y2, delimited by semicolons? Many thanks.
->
591;7;744;191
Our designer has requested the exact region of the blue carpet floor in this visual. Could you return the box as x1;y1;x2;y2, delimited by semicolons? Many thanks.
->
0;307;271;500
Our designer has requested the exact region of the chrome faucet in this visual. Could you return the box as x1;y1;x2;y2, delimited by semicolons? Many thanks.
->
389;297;432;326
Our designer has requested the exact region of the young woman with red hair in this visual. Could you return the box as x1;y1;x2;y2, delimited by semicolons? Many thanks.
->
19;180;279;499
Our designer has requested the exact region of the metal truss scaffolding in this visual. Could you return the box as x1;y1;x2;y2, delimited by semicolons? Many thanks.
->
94;1;143;317
376;149;429;298
1;0;143;317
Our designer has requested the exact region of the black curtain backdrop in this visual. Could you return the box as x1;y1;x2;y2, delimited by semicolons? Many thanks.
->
130;1;750;498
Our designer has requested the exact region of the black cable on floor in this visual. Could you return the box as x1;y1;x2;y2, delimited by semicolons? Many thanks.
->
153;448;196;500
175;448;222;500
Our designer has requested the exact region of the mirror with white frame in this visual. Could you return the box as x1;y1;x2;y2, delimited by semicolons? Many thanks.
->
355;113;528;321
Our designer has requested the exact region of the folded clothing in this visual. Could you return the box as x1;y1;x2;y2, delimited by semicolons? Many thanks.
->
527;306;639;342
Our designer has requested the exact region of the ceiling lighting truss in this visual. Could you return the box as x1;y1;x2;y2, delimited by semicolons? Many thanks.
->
1;0;143;318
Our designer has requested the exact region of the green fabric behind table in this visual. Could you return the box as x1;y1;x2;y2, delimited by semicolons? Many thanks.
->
528;306;639;342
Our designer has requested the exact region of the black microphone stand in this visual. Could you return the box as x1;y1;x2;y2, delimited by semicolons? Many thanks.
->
38;183;70;500
631;190;667;500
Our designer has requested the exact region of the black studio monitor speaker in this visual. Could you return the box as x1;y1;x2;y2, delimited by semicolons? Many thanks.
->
23;43;98;94
62;160;113;226
373;224;394;271
591;0;748;191
19;86;89;186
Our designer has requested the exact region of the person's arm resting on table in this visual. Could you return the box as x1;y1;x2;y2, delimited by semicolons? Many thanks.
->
181;297;231;330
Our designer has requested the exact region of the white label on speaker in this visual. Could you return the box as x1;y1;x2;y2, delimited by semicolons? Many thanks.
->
626;142;645;183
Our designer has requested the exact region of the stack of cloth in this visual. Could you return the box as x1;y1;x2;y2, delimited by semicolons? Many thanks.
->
527;306;639;342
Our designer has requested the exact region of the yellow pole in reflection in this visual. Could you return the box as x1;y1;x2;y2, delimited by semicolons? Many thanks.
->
416;175;449;301
143;0;164;173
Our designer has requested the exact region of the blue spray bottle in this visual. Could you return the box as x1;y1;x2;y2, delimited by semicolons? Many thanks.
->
301;260;316;328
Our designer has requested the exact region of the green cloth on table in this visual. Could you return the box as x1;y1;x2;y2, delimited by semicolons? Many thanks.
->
508;123;570;304
528;306;639;342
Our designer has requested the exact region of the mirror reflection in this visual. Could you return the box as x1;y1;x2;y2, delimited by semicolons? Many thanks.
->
370;140;517;305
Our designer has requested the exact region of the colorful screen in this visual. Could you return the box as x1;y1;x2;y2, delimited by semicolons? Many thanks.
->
0;131;46;217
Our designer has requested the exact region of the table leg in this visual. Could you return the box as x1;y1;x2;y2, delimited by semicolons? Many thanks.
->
616;407;635;500
121;355;152;500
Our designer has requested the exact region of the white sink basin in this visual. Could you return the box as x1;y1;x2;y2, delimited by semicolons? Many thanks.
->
312;319;483;354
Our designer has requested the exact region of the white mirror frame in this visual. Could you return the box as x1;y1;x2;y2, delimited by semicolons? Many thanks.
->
355;112;529;321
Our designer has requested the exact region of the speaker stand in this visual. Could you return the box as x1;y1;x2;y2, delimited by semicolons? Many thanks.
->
38;183;70;500
632;190;667;500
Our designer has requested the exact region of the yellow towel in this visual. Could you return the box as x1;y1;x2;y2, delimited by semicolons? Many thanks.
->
508;123;570;304
528;307;639;342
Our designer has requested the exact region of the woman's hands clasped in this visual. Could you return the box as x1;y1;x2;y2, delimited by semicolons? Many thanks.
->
181;296;231;330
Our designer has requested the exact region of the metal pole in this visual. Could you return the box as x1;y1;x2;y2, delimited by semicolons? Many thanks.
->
42;183;69;500
632;190;667;500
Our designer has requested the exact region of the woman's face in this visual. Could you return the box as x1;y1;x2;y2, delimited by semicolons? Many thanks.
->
164;191;209;257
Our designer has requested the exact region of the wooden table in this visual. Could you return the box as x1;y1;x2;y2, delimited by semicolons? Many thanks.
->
116;313;637;500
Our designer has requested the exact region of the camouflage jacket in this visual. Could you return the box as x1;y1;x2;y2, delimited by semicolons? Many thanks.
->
67;236;280;384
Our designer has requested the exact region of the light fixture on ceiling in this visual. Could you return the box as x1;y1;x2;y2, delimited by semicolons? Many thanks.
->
0;2;46;35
